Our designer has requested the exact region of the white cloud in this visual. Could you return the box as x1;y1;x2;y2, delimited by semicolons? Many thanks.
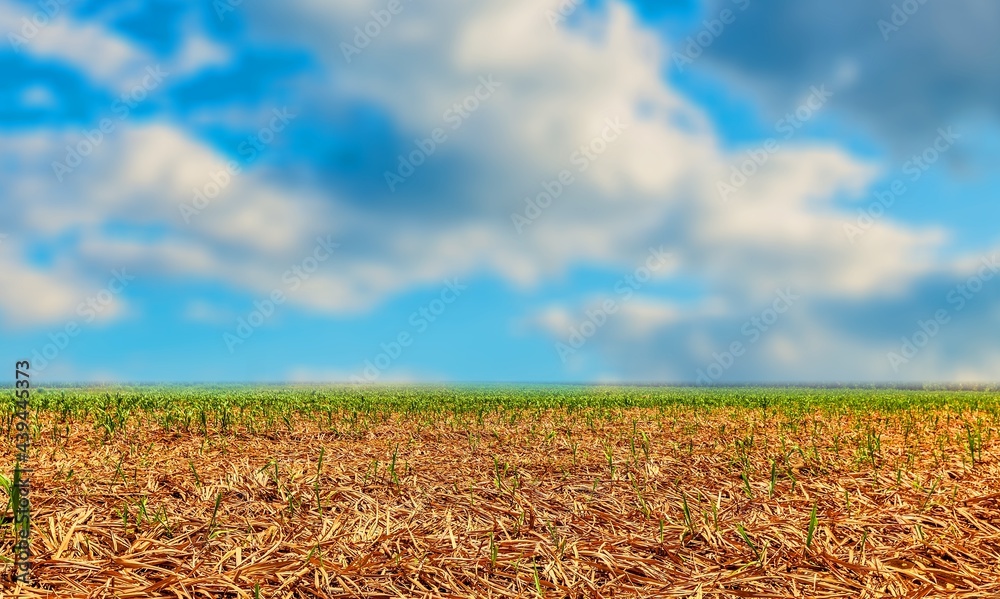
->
182;300;234;325
172;33;231;75
0;0;991;382
287;366;431;384
0;253;91;327
0;238;129;327
0;2;943;316
0;1;232;92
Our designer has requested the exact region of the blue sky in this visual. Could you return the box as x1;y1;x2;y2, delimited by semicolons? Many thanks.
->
1;0;999;383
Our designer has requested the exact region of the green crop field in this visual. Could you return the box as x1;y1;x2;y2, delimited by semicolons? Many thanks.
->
11;384;1000;423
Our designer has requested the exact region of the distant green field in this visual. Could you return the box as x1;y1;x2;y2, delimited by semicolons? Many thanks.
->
9;384;1000;421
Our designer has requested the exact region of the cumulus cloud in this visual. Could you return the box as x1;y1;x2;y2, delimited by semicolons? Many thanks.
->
0;0;992;382
699;0;1000;154
532;249;1000;383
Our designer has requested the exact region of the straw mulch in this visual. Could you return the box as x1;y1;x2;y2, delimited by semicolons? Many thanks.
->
1;408;998;597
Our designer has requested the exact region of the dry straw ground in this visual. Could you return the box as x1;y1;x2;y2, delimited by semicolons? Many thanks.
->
1;400;999;597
